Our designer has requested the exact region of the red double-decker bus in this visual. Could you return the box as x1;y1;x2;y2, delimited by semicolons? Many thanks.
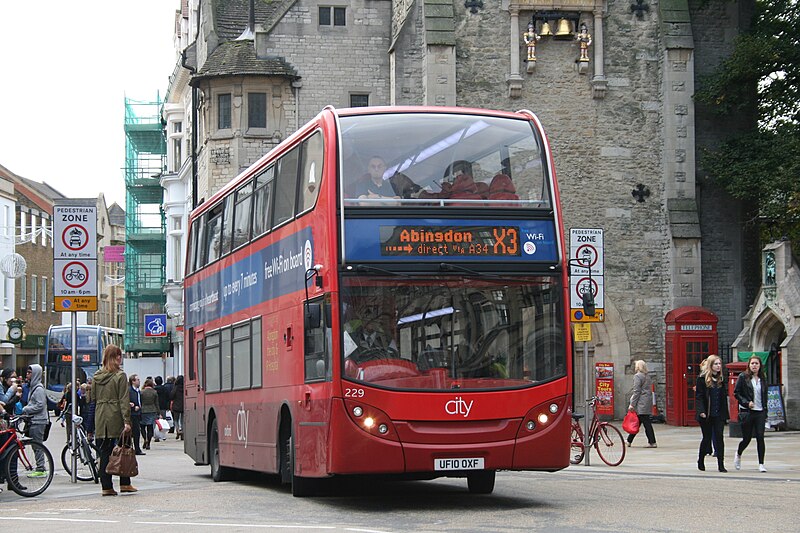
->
183;106;572;495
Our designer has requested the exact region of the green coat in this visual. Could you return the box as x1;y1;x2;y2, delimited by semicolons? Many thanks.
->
90;368;131;439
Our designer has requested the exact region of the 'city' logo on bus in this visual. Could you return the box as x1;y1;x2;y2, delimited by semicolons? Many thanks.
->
445;397;473;417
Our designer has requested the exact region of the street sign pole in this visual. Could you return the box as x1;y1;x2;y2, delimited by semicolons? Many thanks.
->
53;203;97;484
584;337;590;466
71;313;77;483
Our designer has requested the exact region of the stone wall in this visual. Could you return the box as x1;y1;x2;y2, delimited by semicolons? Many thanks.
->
265;0;393;115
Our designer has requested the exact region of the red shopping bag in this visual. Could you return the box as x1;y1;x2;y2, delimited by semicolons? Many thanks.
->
622;411;640;434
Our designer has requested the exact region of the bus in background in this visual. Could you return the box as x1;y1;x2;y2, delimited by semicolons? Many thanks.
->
183;106;572;496
44;325;124;409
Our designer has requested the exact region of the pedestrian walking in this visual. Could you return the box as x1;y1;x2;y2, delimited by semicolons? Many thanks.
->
626;360;657;448
170;375;184;440
695;354;728;472
733;355;769;472
164;376;175;433
128;374;145;455
140;378;159;449
21;364;50;475
90;344;136;496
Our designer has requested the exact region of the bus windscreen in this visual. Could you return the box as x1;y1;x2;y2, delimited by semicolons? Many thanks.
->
341;275;565;391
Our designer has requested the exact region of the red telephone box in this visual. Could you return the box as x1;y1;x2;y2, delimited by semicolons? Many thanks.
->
665;306;718;426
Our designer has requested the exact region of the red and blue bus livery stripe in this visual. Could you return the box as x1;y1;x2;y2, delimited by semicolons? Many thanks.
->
185;228;314;328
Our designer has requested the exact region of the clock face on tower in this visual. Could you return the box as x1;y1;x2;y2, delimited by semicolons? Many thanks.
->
8;326;22;341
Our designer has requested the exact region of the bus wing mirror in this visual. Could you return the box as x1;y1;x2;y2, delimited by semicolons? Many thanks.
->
581;290;596;317
324;303;332;328
305;303;322;329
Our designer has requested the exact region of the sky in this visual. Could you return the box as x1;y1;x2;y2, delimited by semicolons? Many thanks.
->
0;1;180;208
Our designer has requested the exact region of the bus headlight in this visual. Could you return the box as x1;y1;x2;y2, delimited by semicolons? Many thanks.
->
344;399;399;442
549;403;559;414
537;413;549;425
526;420;536;431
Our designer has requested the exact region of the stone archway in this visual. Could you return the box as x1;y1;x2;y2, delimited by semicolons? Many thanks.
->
574;297;632;420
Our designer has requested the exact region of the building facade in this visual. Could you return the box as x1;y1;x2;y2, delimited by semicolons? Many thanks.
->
159;0;785;424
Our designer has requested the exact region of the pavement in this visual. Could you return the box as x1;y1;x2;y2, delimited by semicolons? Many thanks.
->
571;422;800;480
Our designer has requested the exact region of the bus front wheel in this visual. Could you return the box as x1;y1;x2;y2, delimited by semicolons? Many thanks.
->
280;421;314;497
210;419;236;482
467;470;495;494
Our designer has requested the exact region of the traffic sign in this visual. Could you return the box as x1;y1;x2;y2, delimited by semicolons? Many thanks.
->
574;323;592;342
570;275;605;309
54;205;97;312
570;228;604;323
54;206;97;259
144;314;168;337
569;228;603;275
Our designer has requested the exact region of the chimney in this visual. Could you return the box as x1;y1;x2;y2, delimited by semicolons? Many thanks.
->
236;0;256;40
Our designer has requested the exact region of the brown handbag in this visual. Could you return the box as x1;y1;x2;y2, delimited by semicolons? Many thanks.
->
105;430;139;477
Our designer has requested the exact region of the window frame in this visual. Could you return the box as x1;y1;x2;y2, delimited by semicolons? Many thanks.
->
217;92;232;131
246;92;268;132
319;6;346;26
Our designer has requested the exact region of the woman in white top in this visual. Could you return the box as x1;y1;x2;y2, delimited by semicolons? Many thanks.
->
733;356;769;472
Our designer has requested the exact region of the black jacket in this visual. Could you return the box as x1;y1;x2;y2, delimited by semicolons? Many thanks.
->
733;373;768;412
695;376;729;422
129;386;142;418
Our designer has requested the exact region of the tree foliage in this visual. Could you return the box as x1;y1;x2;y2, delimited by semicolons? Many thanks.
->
695;0;800;244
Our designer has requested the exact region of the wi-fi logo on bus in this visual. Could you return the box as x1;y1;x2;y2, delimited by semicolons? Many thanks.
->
304;240;313;271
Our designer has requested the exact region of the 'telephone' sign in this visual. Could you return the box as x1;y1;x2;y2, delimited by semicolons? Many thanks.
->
54;205;98;312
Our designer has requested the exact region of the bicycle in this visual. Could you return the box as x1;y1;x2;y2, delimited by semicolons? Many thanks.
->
60;413;99;483
570;396;626;466
0;415;55;496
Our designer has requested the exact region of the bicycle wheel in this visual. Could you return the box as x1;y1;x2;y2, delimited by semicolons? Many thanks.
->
6;441;54;497
594;423;626;467
570;425;585;465
61;440;98;482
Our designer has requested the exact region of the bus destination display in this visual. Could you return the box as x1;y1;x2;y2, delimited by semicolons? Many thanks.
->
381;225;520;257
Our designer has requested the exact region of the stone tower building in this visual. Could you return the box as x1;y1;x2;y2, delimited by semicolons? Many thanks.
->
163;0;761;421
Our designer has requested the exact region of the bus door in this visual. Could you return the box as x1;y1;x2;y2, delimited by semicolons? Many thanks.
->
296;297;332;477
185;327;205;462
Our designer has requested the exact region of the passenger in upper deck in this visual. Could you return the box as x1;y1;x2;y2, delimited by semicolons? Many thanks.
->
444;160;483;203
349;156;400;202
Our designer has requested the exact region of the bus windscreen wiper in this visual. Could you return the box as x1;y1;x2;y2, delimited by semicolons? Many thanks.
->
349;264;408;277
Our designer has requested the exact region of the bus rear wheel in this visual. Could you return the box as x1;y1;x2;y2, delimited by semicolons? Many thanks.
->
467;470;495;494
210;419;235;482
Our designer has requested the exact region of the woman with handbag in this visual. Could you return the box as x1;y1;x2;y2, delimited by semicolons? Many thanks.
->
733;355;769;472
626;360;657;448
90;344;136;496
695;354;728;472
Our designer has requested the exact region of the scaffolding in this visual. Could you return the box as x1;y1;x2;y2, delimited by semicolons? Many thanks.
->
124;96;169;354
